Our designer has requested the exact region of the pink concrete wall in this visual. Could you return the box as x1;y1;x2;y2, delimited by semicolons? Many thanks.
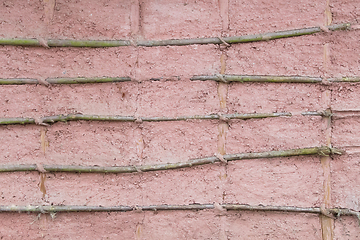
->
0;0;360;239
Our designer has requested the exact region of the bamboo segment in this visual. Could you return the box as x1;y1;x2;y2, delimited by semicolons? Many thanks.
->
328;77;360;82
0;79;38;85
0;146;342;173
0;112;291;125
0;23;350;48
46;77;131;84
191;75;322;83
0;204;358;222
0;77;131;85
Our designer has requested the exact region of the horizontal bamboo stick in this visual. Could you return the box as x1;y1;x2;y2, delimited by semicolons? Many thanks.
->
0;77;130;85
0;23;350;48
2;75;360;85
46;77;131;84
0;112;291;125
328;77;360;82
0;204;358;221
0;78;38;85
0;146;342;173
191;75;322;83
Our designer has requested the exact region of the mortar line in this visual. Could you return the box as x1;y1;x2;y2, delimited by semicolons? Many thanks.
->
217;2;230;237
320;2;334;237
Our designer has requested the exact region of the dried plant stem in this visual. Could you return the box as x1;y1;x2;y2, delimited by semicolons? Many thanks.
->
0;146;342;173
191;75;322;83
328;77;360;82
0;112;291;125
2;75;360;85
0;204;358;220
0;77;130;85
0;23;350;48
0;79;38;85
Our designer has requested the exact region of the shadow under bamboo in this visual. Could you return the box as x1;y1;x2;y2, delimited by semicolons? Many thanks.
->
191;75;322;83
0;23;350;48
0;146;342;173
0;112;291;125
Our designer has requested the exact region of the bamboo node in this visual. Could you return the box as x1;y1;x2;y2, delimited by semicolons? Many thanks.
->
215;153;227;163
320;206;337;219
217;36;230;47
133;206;143;213
215;74;228;83
134;166;142;173
34;117;49;126
218;113;230;122
135;117;143;123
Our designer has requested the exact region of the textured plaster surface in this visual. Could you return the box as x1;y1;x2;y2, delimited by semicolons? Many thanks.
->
0;0;359;239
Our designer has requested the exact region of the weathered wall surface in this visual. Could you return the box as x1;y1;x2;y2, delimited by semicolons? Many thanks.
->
0;0;359;239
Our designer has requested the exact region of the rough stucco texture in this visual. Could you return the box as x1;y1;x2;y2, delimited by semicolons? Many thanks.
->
0;0;360;239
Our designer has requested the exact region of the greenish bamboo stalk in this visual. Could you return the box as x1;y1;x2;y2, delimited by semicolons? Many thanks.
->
328;77;360;82
0;78;38;85
0;77;130;85
0;146;342;173
191;75;322;83
46;77;131;84
0;204;358;222
0;164;37;172
0;112;291;125
0;117;35;125
0;23;350;48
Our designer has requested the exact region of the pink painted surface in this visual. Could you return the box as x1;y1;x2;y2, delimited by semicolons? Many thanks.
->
331;83;360;111
0;0;359;239
225;212;322;239
228;0;325;36
46;121;139;166
138;80;220;117
141;121;218;165
331;154;360;211
136;45;220;81
0;82;138;118
332;117;360;147
0;125;41;165
0;212;143;239
331;0;360;24
226;35;324;76
225;156;323;207
141;0;222;40
333;216;360;240
227;116;325;153
228;83;322;114
0;46;137;79
326;31;360;77
0;0;131;39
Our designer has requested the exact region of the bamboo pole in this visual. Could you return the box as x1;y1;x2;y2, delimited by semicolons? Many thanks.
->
46;77;131;84
0;112;291;125
328;77;360;82
0;78;38;85
0;146;342;173
0;204;358;221
191;75;322;83
0;23;350;48
0;77;131;85
2;75;360;85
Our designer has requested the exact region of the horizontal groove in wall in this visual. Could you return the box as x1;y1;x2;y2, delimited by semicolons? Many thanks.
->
0;23;350;48
0;146;342;173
